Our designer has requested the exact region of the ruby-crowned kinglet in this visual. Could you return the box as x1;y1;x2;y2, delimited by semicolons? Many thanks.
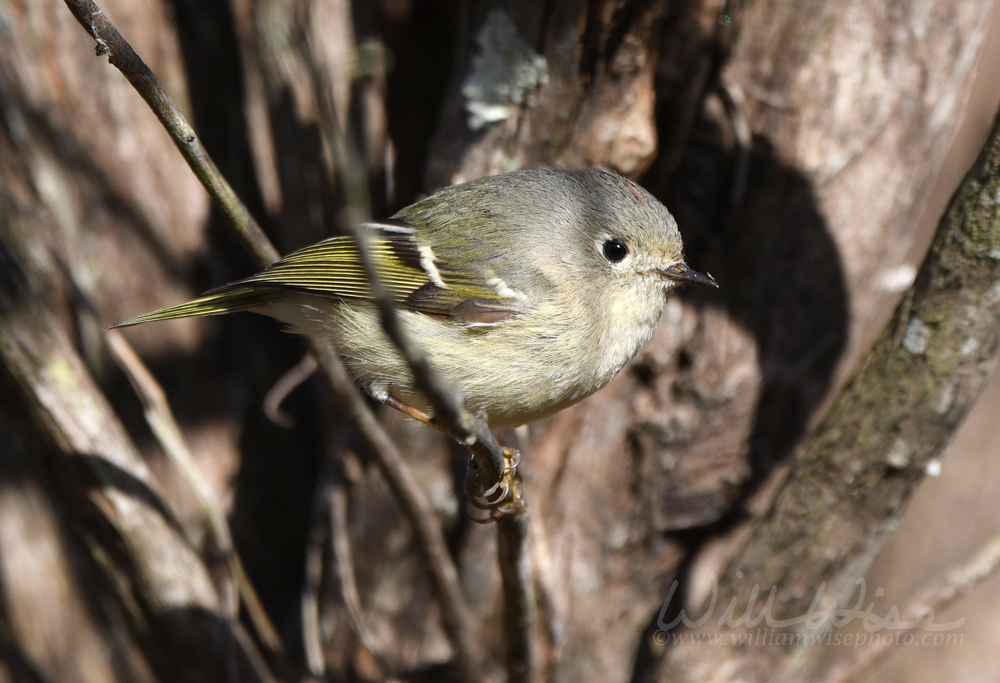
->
115;168;717;427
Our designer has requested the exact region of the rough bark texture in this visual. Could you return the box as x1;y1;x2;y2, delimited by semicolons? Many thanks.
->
657;102;1000;683
0;0;998;681
718;0;998;377
0;117;264;681
425;0;669;186
417;1;994;681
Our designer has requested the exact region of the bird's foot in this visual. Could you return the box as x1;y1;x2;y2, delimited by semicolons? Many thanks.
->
383;395;524;520
467;446;525;522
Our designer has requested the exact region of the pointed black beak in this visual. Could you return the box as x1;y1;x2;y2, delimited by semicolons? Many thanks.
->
656;263;719;288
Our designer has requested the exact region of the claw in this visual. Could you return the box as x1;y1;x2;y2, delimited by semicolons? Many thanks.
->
464;445;525;520
384;396;525;520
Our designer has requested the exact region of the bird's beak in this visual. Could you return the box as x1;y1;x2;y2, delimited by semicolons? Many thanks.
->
656;262;719;288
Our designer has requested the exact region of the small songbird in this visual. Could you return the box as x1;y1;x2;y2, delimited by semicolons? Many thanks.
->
115;168;717;428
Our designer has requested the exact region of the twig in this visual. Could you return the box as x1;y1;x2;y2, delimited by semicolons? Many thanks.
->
61;3;484;679
301;483;327;679
356;230;510;496
232;623;280;683
717;77;751;215
104;329;286;662
263;352;318;428
329;478;387;665
61;0;279;268
306;40;508;497
303;20;536;683
307;40;538;683
309;342;481;682
822;532;1000;683
55;255;285;670
303;33;493;680
496;477;535;683
302;460;388;679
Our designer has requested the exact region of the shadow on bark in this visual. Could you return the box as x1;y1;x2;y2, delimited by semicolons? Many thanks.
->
630;94;849;680
635;93;848;498
0;409;268;682
673;131;849;482
144;0;463;662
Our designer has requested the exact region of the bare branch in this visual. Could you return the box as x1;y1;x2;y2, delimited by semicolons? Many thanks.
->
717;77;751;214
59;3;483;678
301;487;327;679
60;0;279;268
330;479;386;664
309;342;481;681
302;463;389;679
104;328;285;660
497;478;536;683
0;270;271;682
305;43;508;495
263;352;318;428
304;35;537;683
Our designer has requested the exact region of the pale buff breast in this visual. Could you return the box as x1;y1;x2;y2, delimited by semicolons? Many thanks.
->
269;282;667;428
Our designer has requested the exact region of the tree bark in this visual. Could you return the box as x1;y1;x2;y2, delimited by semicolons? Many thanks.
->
0;121;266;681
657;101;1000;683
419;1;996;681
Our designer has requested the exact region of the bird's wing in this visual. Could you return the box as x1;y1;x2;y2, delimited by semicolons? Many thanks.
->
217;221;523;323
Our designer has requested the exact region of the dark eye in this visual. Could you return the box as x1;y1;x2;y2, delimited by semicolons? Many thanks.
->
602;239;629;263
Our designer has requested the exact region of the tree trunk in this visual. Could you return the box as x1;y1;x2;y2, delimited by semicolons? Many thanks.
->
656;102;1000;682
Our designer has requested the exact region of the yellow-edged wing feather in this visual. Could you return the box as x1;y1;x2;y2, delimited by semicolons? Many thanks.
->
113;223;521;328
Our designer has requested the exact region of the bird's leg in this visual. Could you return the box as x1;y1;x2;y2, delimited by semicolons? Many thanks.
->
381;397;522;519
382;395;454;438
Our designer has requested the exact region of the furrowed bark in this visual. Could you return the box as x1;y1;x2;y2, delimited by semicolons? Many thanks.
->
657;104;1000;683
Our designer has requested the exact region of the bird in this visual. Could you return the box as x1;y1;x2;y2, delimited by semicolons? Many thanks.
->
114;167;717;429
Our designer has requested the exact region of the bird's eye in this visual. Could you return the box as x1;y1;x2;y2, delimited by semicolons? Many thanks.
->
602;239;629;263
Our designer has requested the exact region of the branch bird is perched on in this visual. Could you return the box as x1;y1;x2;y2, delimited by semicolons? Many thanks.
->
115;168;717;428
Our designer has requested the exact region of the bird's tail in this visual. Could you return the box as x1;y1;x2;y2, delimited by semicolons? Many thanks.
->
110;288;275;328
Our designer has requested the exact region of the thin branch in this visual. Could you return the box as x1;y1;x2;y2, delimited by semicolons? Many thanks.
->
717;77;750;214
329;478;386;664
823;532;1000;683
61;0;279;268
56;256;285;670
263;352;318;428
0;266;273;682
496;478;536;683
60;3;483;679
301;485;326;679
309;342;481;682
104;329;285;661
354;226;509;496
302;27;495;678
302;24;537;683
302;459;388;680
306;45;508;496
232;624;280;683
305;40;541;683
